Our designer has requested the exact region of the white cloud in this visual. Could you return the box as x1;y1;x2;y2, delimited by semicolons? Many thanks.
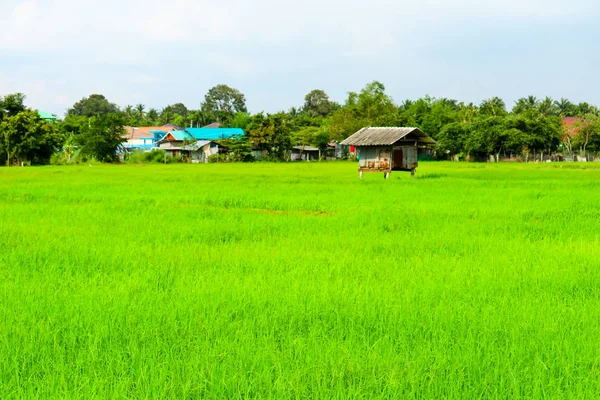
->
1;0;599;114
2;0;597;52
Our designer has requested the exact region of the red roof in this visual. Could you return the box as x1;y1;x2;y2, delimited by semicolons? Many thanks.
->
122;126;171;140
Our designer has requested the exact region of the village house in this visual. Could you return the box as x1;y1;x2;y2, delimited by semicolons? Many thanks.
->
155;129;227;162
341;127;436;179
156;130;194;156
38;111;57;123
178;140;221;163
185;127;244;140
122;125;177;151
291;145;320;161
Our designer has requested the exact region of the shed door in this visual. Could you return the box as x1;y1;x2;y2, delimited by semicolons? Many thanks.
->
392;148;403;169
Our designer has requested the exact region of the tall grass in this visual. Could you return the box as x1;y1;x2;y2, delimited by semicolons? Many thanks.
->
1;162;600;398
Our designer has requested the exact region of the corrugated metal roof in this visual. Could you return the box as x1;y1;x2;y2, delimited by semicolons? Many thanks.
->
180;140;213;151
292;145;319;151
341;127;436;146
186;127;244;140
38;111;56;120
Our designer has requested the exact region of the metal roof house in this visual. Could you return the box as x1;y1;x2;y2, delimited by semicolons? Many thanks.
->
38;111;57;123
185;128;244;140
291;145;320;161
166;140;220;163
341;127;436;179
122;126;173;151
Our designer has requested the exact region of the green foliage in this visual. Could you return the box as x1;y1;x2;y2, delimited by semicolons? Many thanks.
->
125;149;183;164
4;86;600;165
73;114;126;162
302;89;335;117
0;93;27;121
0;109;64;165
67;94;119;117
207;153;230;163
479;97;507;117
201;84;247;124
246;112;292;160
219;135;255;162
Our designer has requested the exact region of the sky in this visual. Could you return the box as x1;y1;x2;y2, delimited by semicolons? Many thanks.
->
1;0;599;117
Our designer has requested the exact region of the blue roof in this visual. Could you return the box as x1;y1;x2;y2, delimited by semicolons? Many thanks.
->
185;128;244;140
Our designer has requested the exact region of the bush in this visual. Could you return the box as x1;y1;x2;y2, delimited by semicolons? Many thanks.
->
126;149;183;164
208;153;230;163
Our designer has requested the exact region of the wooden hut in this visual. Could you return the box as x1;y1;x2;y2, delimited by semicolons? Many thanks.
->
341;127;436;179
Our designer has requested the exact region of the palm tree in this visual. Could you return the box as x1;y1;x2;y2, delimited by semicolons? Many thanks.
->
124;105;134;120
135;104;145;118
577;102;593;116
537;97;556;117
400;100;414;112
512;96;538;114
526;95;539;109
480;97;506;117
147;108;159;125
554;98;574;117
458;102;478;123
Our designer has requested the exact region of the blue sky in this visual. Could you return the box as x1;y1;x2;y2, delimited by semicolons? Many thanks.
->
1;0;599;117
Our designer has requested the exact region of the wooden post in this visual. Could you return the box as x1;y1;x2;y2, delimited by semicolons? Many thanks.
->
360;171;364;179
411;168;415;179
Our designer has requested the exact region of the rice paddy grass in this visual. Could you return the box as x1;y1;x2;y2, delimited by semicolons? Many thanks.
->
1;161;600;398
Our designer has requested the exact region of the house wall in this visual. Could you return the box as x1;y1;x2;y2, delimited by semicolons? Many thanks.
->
392;146;418;170
291;150;319;161
189;143;219;163
123;138;155;151
358;146;392;170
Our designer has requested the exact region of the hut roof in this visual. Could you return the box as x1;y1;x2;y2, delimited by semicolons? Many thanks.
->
341;127;436;146
293;145;319;151
180;140;214;151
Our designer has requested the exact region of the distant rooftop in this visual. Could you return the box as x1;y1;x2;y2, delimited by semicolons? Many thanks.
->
38;111;56;121
186;127;244;140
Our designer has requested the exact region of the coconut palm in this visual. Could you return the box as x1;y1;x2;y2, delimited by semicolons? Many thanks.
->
554;98;574;117
537;97;556;117
135;104;145;118
480;97;506;117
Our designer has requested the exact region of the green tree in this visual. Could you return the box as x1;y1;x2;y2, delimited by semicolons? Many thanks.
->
146;108;159;125
0;93;27;121
554;98;576;117
479;97;507;117
420;98;460;139
135;104;145;119
0;109;64;165
246;113;291;160
573;114;600;156
201;84;247;124
437;122;470;156
227;112;252;129
67;94;119;117
537;97;556;117
302;89;334;117
512;96;539;114
74;114;126;162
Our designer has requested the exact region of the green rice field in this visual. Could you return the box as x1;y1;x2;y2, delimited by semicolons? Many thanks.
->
1;161;600;398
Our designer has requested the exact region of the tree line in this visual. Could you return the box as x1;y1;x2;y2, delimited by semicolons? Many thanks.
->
1;82;599;165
